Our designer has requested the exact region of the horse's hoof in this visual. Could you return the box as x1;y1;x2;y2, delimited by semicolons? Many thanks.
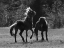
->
46;39;48;41
15;41;17;43
40;39;44;42
26;41;28;43
36;40;38;41
30;36;32;39
40;40;44;42
11;34;14;36
23;40;25;42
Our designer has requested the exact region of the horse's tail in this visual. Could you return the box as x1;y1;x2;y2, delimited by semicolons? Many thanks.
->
10;25;15;36
9;22;17;36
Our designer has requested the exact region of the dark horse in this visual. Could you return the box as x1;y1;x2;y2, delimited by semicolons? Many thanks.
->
10;7;36;43
34;17;48;41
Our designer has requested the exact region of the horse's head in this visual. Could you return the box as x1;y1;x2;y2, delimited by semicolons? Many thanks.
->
24;7;36;18
24;7;36;27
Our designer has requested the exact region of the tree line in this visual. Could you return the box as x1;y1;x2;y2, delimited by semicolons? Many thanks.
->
0;0;64;28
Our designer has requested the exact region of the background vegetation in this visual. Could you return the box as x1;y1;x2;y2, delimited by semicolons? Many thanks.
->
0;0;64;28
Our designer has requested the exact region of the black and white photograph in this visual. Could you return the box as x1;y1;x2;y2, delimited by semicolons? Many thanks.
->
0;0;64;48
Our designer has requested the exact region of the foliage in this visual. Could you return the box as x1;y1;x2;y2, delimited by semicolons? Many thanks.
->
0;0;64;28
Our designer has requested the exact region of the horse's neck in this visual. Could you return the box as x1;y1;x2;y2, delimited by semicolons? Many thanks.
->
45;19;48;25
41;20;47;25
25;17;32;25
36;19;47;26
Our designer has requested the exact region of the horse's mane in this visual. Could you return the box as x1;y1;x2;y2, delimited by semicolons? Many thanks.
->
36;17;48;25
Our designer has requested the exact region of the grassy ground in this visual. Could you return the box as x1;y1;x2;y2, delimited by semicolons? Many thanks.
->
0;27;64;48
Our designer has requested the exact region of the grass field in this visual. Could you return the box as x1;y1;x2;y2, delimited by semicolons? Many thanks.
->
0;27;64;48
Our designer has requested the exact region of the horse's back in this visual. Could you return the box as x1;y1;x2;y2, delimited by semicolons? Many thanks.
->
35;17;48;31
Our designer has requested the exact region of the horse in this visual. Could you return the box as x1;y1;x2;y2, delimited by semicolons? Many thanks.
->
34;17;48;41
10;7;36;43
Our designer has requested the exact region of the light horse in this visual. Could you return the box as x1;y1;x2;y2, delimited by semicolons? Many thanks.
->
34;17;48;41
10;7;36;43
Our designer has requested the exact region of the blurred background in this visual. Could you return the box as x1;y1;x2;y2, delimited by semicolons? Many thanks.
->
0;0;64;29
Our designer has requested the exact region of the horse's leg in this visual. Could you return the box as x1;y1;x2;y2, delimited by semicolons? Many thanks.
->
14;28;18;43
26;30;28;42
46;30;48;41
34;28;38;41
35;29;38;41
41;31;44;41
19;30;25;42
30;29;33;39
36;31;38;41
